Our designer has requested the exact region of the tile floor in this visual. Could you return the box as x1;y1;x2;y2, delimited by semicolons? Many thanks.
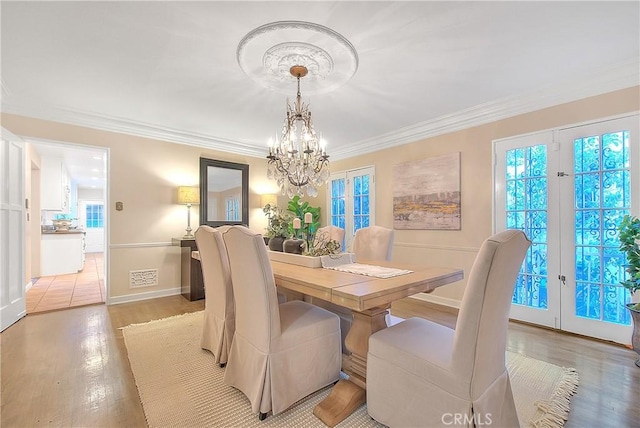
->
27;252;105;314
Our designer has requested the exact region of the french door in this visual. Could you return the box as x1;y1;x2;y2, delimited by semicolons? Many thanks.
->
495;115;639;344
326;166;375;251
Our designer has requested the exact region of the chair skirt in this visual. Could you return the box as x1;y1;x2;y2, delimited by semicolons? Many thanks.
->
367;349;519;428
223;301;341;415
200;312;234;364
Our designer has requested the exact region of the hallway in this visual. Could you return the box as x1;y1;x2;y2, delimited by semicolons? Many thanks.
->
26;252;105;314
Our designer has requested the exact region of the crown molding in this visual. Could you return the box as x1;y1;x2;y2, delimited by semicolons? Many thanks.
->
2;58;638;161
331;58;640;160
0;102;266;158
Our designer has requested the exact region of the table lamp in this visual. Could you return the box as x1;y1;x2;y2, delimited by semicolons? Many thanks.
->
261;193;278;208
177;186;200;238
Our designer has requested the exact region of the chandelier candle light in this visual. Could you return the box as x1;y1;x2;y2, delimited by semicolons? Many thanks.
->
267;65;330;198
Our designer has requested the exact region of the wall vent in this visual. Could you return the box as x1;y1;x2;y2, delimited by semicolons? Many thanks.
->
129;269;158;288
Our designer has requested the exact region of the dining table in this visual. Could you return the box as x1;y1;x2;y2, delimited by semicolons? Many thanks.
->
270;258;463;427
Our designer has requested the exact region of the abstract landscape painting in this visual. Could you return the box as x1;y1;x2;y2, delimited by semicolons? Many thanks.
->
393;152;461;230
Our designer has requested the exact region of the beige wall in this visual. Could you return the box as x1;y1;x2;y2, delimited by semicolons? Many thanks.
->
3;113;278;302
325;87;640;304
4;86;639;305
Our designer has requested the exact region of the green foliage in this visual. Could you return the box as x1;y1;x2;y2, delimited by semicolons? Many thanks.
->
262;203;292;239
306;237;341;256
286;195;321;239
618;214;640;310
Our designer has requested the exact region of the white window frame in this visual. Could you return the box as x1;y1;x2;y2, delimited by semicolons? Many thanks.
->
326;166;375;251
225;195;240;221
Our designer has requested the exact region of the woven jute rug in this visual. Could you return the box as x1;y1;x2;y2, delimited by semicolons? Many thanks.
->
122;311;578;428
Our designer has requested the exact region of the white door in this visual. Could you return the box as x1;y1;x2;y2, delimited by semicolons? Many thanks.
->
327;166;375;251
1;128;26;332
495;131;561;328
557;117;639;344
495;115;638;344
78;200;104;253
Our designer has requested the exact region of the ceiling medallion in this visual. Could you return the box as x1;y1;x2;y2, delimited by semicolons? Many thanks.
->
237;21;358;95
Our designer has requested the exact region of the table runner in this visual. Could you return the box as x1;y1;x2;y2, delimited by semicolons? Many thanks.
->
321;253;413;278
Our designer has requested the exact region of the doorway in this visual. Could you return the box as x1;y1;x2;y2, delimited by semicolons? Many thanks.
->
26;140;108;314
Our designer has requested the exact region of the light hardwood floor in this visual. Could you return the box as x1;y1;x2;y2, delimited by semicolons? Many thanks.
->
1;295;638;427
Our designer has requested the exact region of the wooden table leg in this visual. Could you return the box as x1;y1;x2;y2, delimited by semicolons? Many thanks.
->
313;306;389;427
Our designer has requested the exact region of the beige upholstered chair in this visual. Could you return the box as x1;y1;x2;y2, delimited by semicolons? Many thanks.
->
352;225;394;261
194;225;234;367
221;226;342;420
366;229;531;427
314;225;345;251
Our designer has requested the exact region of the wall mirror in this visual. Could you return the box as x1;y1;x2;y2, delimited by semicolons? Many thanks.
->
199;158;249;227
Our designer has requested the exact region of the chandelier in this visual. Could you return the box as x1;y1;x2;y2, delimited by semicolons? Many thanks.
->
267;65;330;198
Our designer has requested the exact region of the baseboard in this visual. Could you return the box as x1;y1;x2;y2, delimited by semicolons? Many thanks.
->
108;287;181;305
391;295;460;318
409;293;461;310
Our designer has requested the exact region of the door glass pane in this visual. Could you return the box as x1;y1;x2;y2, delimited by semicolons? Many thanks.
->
331;178;345;228
505;145;548;309
351;173;371;235
573;131;631;325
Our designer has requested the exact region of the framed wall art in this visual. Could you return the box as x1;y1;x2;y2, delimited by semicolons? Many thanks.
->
393;152;461;230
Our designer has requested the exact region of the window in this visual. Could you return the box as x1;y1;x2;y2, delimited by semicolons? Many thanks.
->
225;196;240;221
85;204;104;228
327;166;375;250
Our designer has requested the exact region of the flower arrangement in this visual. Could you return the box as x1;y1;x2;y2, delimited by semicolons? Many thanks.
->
306;229;341;256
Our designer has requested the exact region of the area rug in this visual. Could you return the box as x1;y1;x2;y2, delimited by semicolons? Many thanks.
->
122;311;578;428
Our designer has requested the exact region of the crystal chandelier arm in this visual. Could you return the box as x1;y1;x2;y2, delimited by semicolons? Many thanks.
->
266;65;330;197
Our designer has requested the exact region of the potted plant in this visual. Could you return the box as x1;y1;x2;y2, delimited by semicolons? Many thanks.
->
287;195;321;253
263;203;292;252
618;214;640;367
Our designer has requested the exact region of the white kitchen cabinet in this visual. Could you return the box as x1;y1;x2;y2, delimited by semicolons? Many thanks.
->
41;232;85;276
41;157;70;212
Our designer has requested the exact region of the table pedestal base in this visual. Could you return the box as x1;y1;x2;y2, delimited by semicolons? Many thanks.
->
313;379;366;427
313;306;389;426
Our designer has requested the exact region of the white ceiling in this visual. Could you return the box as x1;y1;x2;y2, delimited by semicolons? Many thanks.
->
30;141;107;190
2;2;639;187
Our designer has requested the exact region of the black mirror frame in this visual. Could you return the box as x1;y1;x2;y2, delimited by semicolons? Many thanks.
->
199;157;249;228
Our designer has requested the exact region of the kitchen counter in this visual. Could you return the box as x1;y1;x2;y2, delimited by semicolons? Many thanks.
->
41;232;86;276
42;229;86;234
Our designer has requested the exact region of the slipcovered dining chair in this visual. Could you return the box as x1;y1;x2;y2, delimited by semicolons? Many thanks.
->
221;226;342;420
352;225;394;261
366;229;531;427
194;225;234;367
314;225;345;251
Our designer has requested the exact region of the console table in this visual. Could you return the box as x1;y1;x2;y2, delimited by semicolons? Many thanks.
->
172;237;204;301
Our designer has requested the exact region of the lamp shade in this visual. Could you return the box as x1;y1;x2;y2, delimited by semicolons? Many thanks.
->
261;193;277;207
177;186;200;205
